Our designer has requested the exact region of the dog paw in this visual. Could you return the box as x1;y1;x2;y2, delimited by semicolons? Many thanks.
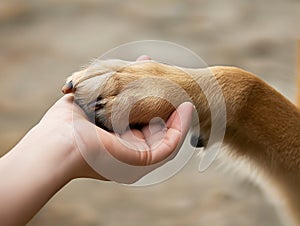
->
63;59;188;133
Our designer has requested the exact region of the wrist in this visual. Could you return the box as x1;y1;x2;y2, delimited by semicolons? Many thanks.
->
18;122;79;182
0;124;79;225
33;121;102;180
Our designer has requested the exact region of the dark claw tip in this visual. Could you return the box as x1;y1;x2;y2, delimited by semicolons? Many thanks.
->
62;81;74;94
190;135;204;148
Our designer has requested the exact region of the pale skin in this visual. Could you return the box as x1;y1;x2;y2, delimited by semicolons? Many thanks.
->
0;56;194;225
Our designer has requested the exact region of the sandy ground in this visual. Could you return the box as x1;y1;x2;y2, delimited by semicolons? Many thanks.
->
0;0;299;225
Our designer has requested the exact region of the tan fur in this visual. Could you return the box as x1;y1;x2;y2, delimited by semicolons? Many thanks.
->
64;60;300;225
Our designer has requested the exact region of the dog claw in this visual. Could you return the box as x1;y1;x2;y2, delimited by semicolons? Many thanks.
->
62;81;74;94
190;135;204;148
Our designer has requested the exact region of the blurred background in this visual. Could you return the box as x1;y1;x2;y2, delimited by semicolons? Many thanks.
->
0;0;299;225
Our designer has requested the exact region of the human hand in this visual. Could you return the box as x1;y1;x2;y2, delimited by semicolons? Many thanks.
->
38;93;193;183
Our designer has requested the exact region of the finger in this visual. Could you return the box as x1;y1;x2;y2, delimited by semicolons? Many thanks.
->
142;117;166;139
98;128;151;166
51;94;74;108
136;55;151;61
166;102;194;131
41;94;76;121
145;130;166;150
145;102;194;164
121;129;145;141
99;102;194;166
119;129;149;151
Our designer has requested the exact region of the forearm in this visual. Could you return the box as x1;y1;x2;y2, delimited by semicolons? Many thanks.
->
0;92;193;225
0;124;76;225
